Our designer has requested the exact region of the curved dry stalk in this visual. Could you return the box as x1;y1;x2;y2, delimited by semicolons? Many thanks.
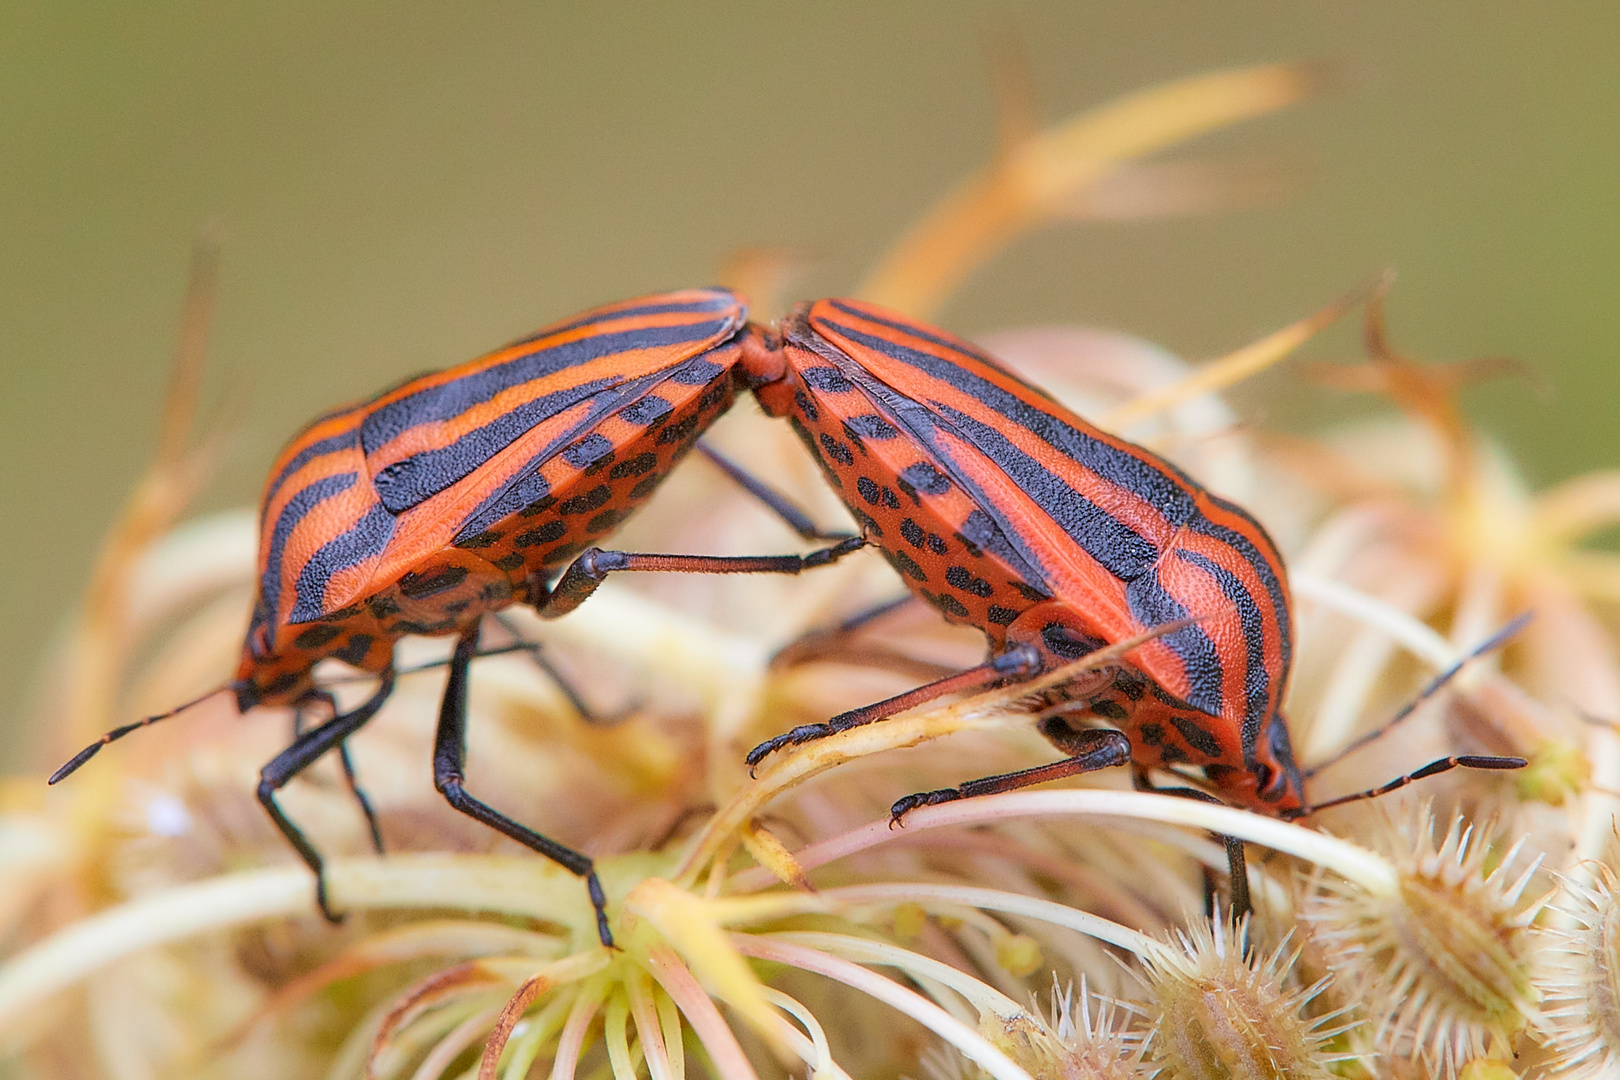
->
730;934;1034;1080
859;61;1324;318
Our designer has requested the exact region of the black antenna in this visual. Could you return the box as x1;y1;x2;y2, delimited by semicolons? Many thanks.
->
48;685;235;784
1303;754;1527;815
1303;611;1533;780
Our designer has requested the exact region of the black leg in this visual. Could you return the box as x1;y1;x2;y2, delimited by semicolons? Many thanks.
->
697;441;854;541
256;671;396;921
768;594;953;681
295;688;385;854
531;538;867;620
1131;766;1252;920
336;741;386;855
888;727;1132;826
431;624;616;949
491;612;634;727
745;644;1040;772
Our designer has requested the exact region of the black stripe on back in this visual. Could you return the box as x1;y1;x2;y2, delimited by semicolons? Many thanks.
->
262;424;361;522
930;403;1160;581
816;318;1203;531
1176;548;1270;759
1193;496;1293;680
505;293;741;348
370;378;619;512
830;364;1051;593
290;501;396;624
360;320;733;456
1124;566;1224;718
447;364;695;542
261;472;357;639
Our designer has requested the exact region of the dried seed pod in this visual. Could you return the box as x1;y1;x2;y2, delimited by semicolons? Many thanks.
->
1301;808;1546;1075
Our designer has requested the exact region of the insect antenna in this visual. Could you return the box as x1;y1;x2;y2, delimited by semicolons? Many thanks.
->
1303;754;1527;815
48;684;237;784
1302;611;1533;780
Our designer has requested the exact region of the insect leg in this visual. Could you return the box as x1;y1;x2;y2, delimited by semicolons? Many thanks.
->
888;727;1132;826
490;612;634;727
697;441;855;541
532;537;868;620
768;594;950;680
745;644;1040;771
431;624;616;949
256;671;396;922
1130;766;1252;920
296;688;385;853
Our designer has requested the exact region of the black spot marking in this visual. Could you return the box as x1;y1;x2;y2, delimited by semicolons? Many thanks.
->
1171;716;1223;759
1139;723;1165;747
857;476;882;506
935;593;971;618
1042;623;1101;660
656;415;701;445
586;509;620;533
926;534;948;556
845;414;898;439
610;452;658;479
945;566;994;598
620;396;672;426
493;552;525;571
1090;699;1129;722
398;566;470;599
1150;684;1182;707
558;485;611;515
880;487;900;509
1012;581;1050;602
793;389;819;422
1159;743;1191;765
263;672;300;697
516;520;568;547
1113;671;1147;702
899;462;950;496
324;604;363;621
987;605;1019;625
801;366;853;393
888;549;928;582
332;634;374;666
819;433;854;467
366;595;400;619
520;495;557;518
900;518;925;548
853;509;883;537
629;474;662;499
457;529;503;549
563;433;614;470
293;624;343;649
546;541;585;562
699;381;731;409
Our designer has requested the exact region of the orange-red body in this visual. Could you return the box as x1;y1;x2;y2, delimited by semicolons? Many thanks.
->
739;299;1307;816
237;290;749;710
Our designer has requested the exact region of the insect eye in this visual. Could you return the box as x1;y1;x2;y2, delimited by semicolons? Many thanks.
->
1254;762;1280;795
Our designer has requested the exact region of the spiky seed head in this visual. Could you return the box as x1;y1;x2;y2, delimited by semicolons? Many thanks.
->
1301;808;1546;1076
1135;916;1344;1080
1535;863;1620;1078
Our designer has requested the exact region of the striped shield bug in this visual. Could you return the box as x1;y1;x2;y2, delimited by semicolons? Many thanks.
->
737;297;1523;908
51;289;863;947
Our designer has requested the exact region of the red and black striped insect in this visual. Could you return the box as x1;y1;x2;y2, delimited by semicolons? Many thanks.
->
51;289;861;947
738;298;1522;905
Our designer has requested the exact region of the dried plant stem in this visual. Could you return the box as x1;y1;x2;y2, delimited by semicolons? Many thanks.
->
730;934;1034;1080
739;790;1398;897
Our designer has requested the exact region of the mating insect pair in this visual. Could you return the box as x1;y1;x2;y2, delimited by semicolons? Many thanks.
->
52;288;1524;947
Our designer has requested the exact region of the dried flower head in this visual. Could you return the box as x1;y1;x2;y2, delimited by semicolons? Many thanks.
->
1535;861;1620;1078
1300;807;1547;1075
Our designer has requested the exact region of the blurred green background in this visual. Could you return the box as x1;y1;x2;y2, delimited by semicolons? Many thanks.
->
3;2;1617;766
